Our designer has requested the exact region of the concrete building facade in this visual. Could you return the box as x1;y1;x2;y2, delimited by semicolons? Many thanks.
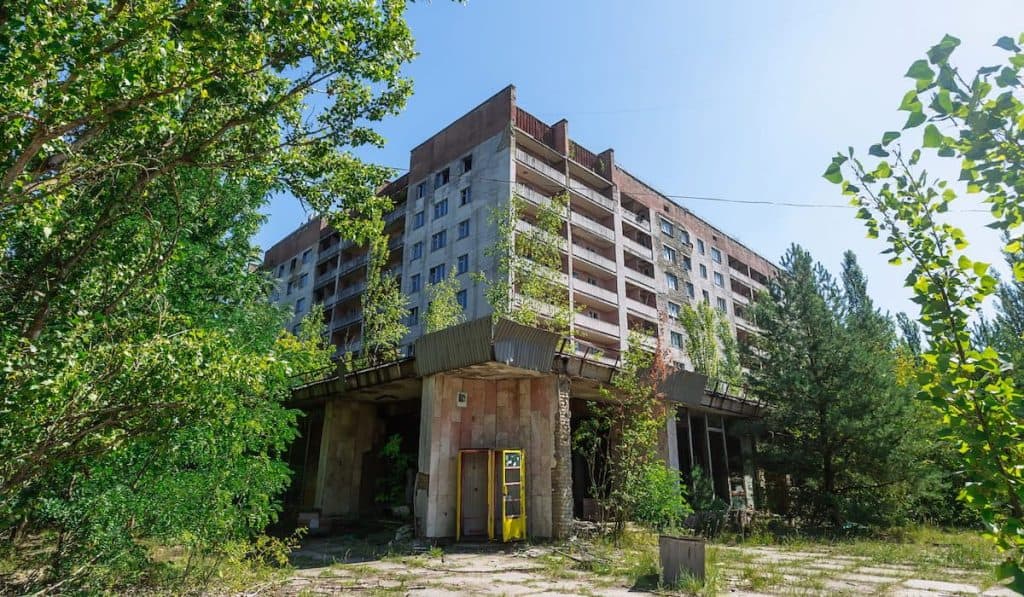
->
268;86;777;540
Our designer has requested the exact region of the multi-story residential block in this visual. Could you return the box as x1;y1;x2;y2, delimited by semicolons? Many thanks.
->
262;217;326;335
268;85;773;364
269;86;777;541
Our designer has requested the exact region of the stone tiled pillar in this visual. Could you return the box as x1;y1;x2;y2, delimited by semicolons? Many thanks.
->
551;374;573;539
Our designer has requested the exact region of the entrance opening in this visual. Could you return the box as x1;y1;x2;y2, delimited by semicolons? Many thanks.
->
456;448;526;542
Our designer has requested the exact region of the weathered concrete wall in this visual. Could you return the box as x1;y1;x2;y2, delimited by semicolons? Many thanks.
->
417;372;558;539
315;400;378;520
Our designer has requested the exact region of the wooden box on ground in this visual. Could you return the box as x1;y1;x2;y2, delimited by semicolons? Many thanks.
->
659;535;705;586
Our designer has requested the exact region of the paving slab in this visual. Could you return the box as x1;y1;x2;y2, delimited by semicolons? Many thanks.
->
835;572;903;584
903;578;982;594
856;566;912;577
981;586;1020;597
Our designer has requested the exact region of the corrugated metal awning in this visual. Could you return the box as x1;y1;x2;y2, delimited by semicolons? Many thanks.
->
412;316;562;377
493;319;561;372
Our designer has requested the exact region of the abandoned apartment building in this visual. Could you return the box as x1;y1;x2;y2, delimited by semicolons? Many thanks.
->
263;85;777;541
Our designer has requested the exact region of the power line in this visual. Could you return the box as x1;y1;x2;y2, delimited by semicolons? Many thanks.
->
373;164;990;213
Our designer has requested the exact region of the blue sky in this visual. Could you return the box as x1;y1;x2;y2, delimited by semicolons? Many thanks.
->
255;0;1021;318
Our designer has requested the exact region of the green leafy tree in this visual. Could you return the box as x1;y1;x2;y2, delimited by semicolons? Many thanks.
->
359;225;408;365
483;192;577;334
423;268;465;333
828;33;1024;587
748;246;936;527
0;1;415;590
677;301;742;384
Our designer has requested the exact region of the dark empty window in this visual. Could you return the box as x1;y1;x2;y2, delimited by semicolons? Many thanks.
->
434;168;450;189
462;155;473;173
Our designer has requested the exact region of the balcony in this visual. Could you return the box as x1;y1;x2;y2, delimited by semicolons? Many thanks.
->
515;183;552;208
384;208;405;225
388;236;404;250
331;311;363;331
571;244;616;273
338;254;369;277
574;278;618;306
625;297;659;320
515;148;565;184
336;281;367;302
624;267;656;291
569;178;615;212
622;210;651;233
317;242;341;264
570;211;614;242
515;219;567;250
622;236;653;260
574;312;621;338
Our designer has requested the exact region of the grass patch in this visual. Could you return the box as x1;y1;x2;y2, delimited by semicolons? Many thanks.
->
739;560;783;591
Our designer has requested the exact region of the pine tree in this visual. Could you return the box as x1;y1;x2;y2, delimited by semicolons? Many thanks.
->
748;245;937;526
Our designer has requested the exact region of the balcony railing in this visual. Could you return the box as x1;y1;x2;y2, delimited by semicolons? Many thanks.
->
574;278;618;305
623;210;651;232
384;208;405;225
515;183;552;208
331;311;363;331
570;211;614;242
338;254;368;277
624;267;656;291
622;236;653;260
574;312;621;337
569;178;615;212
515;219;567;250
571;243;616;272
514;106;554;146
336;281;367;303
515;148;564;184
625;297;659;320
317;242;341;264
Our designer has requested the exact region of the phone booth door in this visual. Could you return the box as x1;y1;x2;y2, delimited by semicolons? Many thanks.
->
500;449;526;541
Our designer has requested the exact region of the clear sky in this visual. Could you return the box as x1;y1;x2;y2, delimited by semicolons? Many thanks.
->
254;0;1022;318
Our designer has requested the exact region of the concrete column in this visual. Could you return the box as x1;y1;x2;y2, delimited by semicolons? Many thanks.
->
315;400;377;521
665;406;680;473
740;435;757;509
551;374;573;539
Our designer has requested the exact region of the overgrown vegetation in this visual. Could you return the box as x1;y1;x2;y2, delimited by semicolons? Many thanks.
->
0;0;415;591
676;301;742;385
747;246;943;527
827;32;1024;589
423;268;465;333
482;193;577;333
360;224;409;365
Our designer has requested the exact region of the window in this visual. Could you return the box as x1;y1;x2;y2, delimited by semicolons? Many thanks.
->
429;264;446;284
716;297;728;312
702;289;710;303
431;230;447;251
410;241;423;260
302;249;312;264
670;331;683;348
410;273;421;293
666;272;679;291
457;219;470;239
711;247;722;263
697;239;705;254
289;257;297;272
291;323;301;335
457;253;469;275
433;198;448;219
408;306;419;326
295;297;306;314
460;186;472;205
587;310;601;320
680;229;691;245
277;264;284;277
417;182;426;199
685;282;695;299
668;301;681;318
700;264;708;279
456;289;467;309
434;168;450;189
660;218;674;236
462;155;473;173
298;272;308;288
662;245;677;263
413;211;425;229
286;280;294;295
714;272;724;287
683;256;692;271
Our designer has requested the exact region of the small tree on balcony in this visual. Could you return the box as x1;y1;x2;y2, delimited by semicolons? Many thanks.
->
677;301;742;385
423;269;464;333
360;223;408;366
481;192;578;335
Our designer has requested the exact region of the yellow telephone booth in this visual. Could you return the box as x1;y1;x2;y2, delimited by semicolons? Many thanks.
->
500;449;526;541
456;448;526;542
